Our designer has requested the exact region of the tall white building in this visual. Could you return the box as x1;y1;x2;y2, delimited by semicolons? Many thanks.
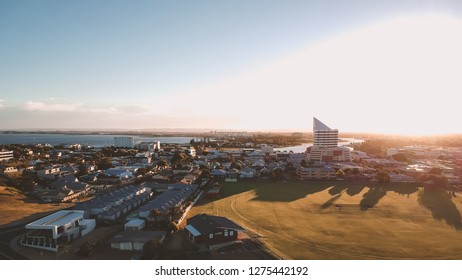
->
307;118;351;162
114;137;135;148
313;117;338;148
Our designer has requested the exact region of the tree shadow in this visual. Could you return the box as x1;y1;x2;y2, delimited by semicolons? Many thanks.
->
359;187;387;210
388;184;419;197
203;182;254;204
345;185;366;196
418;189;462;230
251;181;332;202
328;185;348;196
321;191;344;209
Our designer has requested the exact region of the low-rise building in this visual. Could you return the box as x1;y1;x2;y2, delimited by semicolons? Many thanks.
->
185;214;245;246
110;231;166;251
125;219;146;231
307;146;352;162
37;167;62;180
239;167;256;178
138;184;198;219
2;166;18;173
73;186;151;220
297;166;336;180
0;150;13;162
21;210;95;252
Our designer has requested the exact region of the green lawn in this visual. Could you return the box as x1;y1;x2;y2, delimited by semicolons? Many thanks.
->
187;180;462;259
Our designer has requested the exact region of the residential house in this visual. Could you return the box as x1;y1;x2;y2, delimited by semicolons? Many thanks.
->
110;231;166;251
125;219;146;231
239;167;256;178
2;166;18;173
185;214;245;246
211;169;228;178
138;184;198;220
37;167;62;180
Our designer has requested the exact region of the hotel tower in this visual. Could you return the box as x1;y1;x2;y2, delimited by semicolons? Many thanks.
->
307;117;351;162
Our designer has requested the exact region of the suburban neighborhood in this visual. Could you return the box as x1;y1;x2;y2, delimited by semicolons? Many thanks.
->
1;118;461;260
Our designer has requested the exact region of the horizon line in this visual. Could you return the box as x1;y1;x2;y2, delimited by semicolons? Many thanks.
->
0;128;461;138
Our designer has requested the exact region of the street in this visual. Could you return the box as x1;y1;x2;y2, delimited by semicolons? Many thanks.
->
0;224;28;260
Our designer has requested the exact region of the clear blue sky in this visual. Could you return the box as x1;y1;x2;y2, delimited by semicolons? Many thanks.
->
1;0;461;134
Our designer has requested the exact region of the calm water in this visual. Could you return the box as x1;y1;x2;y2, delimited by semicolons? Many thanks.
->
0;133;194;147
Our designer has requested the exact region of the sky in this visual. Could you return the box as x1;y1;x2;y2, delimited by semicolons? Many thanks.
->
1;0;462;135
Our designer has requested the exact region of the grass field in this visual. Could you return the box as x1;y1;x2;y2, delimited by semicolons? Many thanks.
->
0;187;73;228
186;180;462;259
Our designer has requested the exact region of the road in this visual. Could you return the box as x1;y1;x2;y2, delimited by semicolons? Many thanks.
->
0;224;28;260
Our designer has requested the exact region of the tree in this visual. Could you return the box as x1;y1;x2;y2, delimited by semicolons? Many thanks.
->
425;174;449;188
96;157;113;170
136;167;148;176
168;221;179;233
150;209;162;222
156;159;168;169
76;164;88;177
171;151;187;166
300;160;307;168
375;171;390;183
230;162;241;170
336;170;345;179
200;168;211;179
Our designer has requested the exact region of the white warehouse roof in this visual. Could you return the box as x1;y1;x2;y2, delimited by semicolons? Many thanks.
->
26;210;84;229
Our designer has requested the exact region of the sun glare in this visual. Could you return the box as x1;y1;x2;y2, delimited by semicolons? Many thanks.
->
163;14;462;135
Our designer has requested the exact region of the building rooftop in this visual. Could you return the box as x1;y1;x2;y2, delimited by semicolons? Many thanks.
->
139;184;198;214
313;117;336;131
125;219;145;228
187;214;245;235
26;210;83;228
109;231;166;244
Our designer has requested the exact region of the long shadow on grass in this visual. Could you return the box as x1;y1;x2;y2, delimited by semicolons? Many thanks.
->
359;187;387;210
329;185;348;196
357;183;419;210
346;185;366;196
196;183;254;206
388;184;420;197
251;181;333;202
418;188;462;230
321;191;344;209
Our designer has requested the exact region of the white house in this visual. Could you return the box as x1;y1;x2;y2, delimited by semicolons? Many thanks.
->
239;167;256;178
125;219;145;232
3;166;18;173
21;210;95;252
110;231;166;251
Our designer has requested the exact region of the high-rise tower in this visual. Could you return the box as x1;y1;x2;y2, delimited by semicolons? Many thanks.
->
313;117;338;148
307;117;351;162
